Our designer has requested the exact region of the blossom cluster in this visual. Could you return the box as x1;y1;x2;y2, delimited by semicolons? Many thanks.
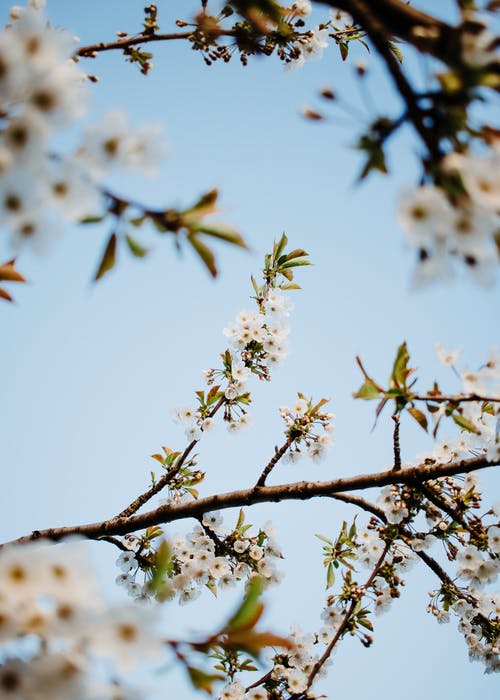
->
172;287;295;439
219;624;331;700
398;145;500;287
374;468;500;672
279;395;335;463
0;540;165;698
0;1;167;256
233;531;412;699
116;513;283;604
424;344;500;465
426;509;500;673
285;6;355;71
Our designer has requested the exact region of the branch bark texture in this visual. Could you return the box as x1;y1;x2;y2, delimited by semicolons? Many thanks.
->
2;455;496;549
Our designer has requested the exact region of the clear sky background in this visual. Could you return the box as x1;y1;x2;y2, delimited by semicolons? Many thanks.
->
1;1;499;698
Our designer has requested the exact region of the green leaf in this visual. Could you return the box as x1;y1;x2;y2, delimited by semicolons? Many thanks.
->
339;42;349;61
391;342;410;389
388;41;403;63
195;224;248;249
273;233;288;262
279;282;301;290
125;234;149;258
279;259;312;269
358;617;374;631
452;412;480;434
188;235;217;277
236;508;246;530
149;539;173;593
407;406;428;432
354;378;383;400
310;398;328;414
315;533;333;545
356;136;388;180
225;576;264;632
222;629;292;659
94;233;117;281
79;215;105;225
129;215;146;227
251;274;260;295
187;667;225;694
326;562;335;589
285;248;309;261
183;188;219;216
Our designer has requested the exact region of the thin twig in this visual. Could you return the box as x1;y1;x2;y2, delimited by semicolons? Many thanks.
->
98;535;151;567
245;670;272;693
77;30;230;57
330;493;385;521
338;0;443;163
392;414;401;471
255;437;294;487
304;541;391;691
118;396;226;518
197;519;230;557
416;482;469;530
411;394;499;404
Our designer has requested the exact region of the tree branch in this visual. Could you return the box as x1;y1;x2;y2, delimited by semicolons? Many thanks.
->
392;413;401;471
76;30;228;58
304;540;391;691
336;0;443;163
317;0;456;60
416;481;469;530
2;455;497;549
255;437;294;487
411;394;500;404
118;395;226;518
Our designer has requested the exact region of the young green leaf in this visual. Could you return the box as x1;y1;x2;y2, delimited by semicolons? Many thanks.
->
188;235;217;277
225;576;264;632
94;233;117;281
354;378;383;400
125;234;149;258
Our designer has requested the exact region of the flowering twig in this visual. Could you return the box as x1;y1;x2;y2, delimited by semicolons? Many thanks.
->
415;481;469;530
304;541;391;692
118;396;226;518
77;31;208;57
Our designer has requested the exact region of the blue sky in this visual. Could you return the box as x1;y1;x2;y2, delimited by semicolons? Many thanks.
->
1;1;499;698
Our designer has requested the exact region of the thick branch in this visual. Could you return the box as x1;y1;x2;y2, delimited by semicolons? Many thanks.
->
2;455;496;549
